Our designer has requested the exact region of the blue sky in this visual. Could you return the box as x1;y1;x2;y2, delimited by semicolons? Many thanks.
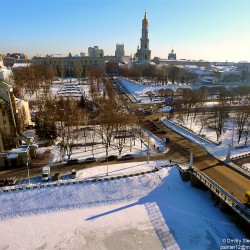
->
1;0;250;62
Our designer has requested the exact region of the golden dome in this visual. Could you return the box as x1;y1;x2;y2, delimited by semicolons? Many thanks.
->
142;11;148;24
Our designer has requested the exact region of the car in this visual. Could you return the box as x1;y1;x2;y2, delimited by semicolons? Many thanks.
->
100;155;117;162
6;176;18;186
144;110;152;115
98;157;107;163
71;169;77;179
164;137;171;143
66;159;78;165
108;155;117;161
151;127;159;131
0;179;7;187
84;157;96;163
121;154;134;160
52;172;61;181
157;130;168;134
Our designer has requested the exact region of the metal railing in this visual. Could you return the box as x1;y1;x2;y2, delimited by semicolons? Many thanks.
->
182;165;250;223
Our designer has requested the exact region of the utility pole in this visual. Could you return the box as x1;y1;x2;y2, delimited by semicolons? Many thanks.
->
27;161;30;186
226;144;231;162
106;143;109;176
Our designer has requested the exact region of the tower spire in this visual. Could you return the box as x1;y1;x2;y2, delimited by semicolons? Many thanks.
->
135;11;151;63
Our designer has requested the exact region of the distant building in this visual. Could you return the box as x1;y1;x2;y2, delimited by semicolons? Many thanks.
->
152;57;210;67
168;49;176;60
88;46;104;57
3;57;15;67
6;53;28;60
115;44;125;63
1;53;29;67
134;11;151;63
33;53;107;76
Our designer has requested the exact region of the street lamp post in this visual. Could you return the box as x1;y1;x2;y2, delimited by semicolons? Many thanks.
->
147;135;150;164
27;161;30;186
106;143;109;176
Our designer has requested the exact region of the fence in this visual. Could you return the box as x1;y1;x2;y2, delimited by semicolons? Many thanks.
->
0;166;166;193
178;165;250;223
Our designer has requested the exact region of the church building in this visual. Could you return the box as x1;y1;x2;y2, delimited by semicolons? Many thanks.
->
134;11;151;63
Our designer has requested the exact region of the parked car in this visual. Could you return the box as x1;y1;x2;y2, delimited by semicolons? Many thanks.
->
0;179;7;187
108;155;117;161
144;110;152;115
52;172;61;181
121;154;134;160
157;130;167;134
164;137;171;143
6;176;18;186
151;127;159;131
84;157;96;163
66;159;78;165
71;169;77;179
98;157;107;163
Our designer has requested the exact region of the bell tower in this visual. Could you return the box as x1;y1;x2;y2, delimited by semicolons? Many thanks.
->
135;11;151;63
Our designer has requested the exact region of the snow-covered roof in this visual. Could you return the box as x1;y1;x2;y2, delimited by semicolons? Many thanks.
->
12;63;31;68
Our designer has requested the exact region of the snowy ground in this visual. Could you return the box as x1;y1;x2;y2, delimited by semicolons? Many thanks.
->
0;163;247;250
24;125;165;168
118;78;250;165
2;78;248;249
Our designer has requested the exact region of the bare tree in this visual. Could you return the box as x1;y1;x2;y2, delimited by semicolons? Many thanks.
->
208;103;229;141
55;97;82;160
198;111;209;135
73;60;83;83
244;122;250;146
59;61;65;82
235;108;250;144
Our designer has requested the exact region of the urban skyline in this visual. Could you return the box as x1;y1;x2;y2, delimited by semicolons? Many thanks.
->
1;0;250;62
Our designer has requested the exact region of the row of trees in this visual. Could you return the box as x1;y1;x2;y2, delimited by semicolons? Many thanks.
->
34;95;140;160
12;64;55;99
120;65;198;84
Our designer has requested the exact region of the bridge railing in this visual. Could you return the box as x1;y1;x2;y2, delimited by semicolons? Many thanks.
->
189;166;250;223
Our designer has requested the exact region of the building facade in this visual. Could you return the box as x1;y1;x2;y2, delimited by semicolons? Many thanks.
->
168;49;177;60
0;81;31;151
88;46;104;57
33;53;107;76
115;44;125;63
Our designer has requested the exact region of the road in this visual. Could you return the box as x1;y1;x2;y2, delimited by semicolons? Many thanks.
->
141;114;250;203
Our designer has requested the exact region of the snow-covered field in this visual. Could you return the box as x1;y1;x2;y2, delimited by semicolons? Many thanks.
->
0;163;246;250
